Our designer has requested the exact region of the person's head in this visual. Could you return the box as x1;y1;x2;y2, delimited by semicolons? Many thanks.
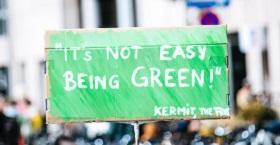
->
242;78;251;89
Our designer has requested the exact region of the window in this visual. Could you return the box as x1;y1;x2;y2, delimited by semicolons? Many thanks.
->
0;67;8;96
98;0;117;28
0;0;6;35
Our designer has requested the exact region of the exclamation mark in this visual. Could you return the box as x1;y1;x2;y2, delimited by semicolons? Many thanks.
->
209;68;214;88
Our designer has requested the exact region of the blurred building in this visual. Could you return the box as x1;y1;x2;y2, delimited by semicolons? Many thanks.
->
0;0;279;113
0;0;63;111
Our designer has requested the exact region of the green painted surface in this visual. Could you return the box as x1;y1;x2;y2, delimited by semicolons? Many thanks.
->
46;26;229;123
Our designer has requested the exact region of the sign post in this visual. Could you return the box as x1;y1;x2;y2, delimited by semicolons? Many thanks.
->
45;25;230;123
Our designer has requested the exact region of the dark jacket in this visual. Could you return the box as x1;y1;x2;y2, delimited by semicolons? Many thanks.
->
0;112;20;145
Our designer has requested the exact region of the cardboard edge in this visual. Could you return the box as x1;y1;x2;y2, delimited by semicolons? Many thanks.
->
45;25;227;34
44;31;50;122
46;115;231;124
225;25;232;114
44;26;228;49
46;112;65;124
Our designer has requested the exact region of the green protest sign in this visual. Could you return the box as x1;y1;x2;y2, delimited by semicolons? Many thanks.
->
45;26;229;123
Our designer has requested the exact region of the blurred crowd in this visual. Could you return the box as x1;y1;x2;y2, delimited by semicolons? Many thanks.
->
0;82;280;145
0;96;43;145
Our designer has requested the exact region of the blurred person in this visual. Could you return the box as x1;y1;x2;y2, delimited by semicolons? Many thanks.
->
188;120;200;133
160;131;173;145
62;123;87;140
168;121;188;133
4;99;18;118
140;123;158;143
236;79;252;110
199;125;214;138
0;95;20;145
47;124;64;143
17;97;42;144
237;100;277;129
85;122;110;139
185;120;201;144
168;121;190;145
